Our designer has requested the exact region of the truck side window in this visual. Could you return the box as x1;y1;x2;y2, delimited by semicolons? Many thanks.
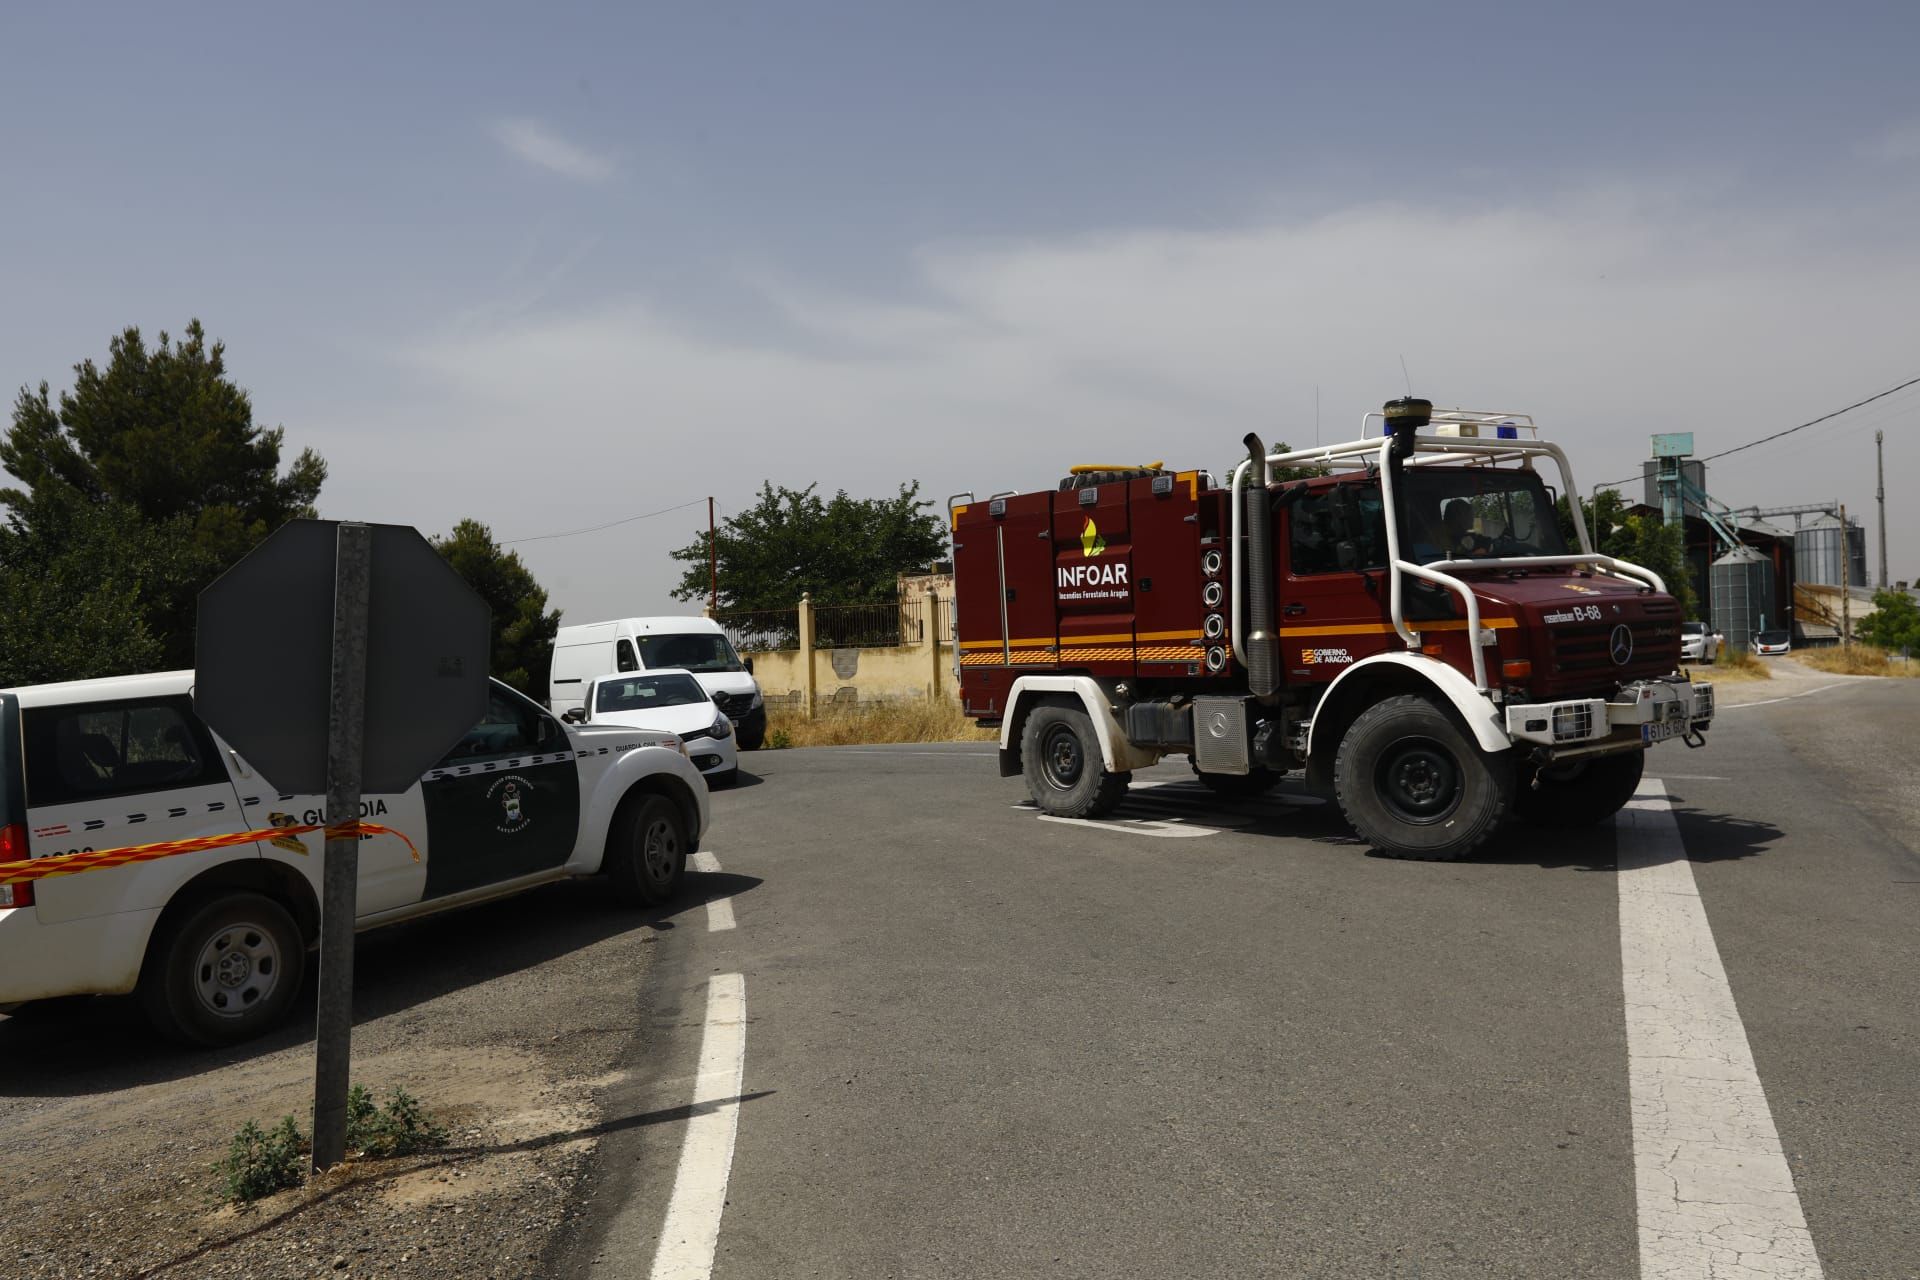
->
616;639;638;673
1288;487;1389;576
23;697;225;807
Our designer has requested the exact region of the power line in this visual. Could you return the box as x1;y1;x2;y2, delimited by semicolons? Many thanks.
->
1592;372;1920;491
502;497;708;547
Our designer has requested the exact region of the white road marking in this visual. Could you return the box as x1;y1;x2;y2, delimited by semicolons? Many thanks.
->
1034;814;1220;838
649;974;748;1280
689;851;735;932
1722;684;1849;710
1657;774;1730;781
1616;781;1824;1278
840;749;997;756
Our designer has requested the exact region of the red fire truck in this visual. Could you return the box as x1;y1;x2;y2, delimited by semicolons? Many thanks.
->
951;397;1715;859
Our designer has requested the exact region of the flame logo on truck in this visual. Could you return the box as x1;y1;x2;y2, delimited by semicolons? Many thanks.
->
1080;517;1107;557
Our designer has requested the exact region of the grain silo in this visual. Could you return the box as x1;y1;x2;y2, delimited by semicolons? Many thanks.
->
1794;513;1867;588
1710;546;1774;650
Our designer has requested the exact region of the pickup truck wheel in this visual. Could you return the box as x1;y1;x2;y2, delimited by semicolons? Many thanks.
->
1192;763;1282;798
139;892;306;1046
608;794;688;907
1515;750;1644;827
1021;704;1129;819
1333;694;1512;861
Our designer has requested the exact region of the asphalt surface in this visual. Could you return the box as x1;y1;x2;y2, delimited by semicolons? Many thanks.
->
568;677;1920;1280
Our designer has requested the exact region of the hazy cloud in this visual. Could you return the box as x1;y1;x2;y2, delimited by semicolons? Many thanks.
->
363;188;1919;619
1858;119;1920;163
491;117;614;181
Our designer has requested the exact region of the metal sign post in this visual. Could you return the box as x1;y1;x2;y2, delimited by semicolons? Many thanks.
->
313;522;371;1171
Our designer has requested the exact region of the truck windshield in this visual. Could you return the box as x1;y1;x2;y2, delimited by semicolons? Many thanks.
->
1398;470;1569;565
634;634;745;674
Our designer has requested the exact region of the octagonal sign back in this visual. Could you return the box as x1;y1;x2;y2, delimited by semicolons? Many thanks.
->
195;520;492;795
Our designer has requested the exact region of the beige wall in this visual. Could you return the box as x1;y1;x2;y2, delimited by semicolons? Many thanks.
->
744;641;959;708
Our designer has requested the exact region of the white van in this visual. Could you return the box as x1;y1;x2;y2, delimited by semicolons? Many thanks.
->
550;617;766;749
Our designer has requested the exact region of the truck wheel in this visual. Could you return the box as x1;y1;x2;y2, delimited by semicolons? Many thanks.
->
1333;694;1513;860
1022;703;1129;819
1192;763;1282;798
736;724;765;751
139;892;306;1046
1514;750;1644;827
608;794;688;907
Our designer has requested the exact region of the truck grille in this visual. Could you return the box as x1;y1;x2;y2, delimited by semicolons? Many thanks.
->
712;692;755;717
1546;620;1679;681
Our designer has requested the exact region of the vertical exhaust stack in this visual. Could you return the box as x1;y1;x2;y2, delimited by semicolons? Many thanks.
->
1242;433;1280;704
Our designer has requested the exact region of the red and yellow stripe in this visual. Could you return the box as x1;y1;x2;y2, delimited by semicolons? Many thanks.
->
0;821;419;886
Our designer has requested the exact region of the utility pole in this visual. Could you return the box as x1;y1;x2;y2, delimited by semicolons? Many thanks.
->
708;496;718;614
1840;502;1852;648
1877;430;1888;591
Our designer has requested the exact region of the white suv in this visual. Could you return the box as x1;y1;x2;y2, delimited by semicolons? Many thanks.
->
0;671;710;1045
1680;621;1721;664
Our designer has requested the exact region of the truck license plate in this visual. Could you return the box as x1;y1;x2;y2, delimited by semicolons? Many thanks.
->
1641;720;1683;745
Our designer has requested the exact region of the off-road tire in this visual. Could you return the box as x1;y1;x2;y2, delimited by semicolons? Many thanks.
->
1514;750;1644;828
139;892;306;1046
1333;694;1513;860
1021;703;1130;819
1192;764;1283;798
607;794;689;907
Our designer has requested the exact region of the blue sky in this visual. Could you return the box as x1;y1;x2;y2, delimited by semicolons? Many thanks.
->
4;2;1918;617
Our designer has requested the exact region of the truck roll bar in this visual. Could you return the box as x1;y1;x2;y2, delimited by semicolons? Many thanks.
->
1229;413;1662;696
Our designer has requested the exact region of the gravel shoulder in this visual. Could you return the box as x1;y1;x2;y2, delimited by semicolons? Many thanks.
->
0;877;689;1280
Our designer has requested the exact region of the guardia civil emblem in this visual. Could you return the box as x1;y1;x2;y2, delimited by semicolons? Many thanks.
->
488;775;533;835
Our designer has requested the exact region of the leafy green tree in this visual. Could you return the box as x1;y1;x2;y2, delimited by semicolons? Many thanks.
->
0;490;210;685
1;321;326;672
432;519;562;700
1857;589;1920;653
1554;487;1696;617
669;482;946;611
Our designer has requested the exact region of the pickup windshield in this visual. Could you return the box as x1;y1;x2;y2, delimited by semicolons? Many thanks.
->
1399;470;1569;565
635;634;746;674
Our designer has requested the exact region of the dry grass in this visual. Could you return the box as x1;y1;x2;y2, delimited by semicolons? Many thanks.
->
765;698;998;747
1687;645;1772;682
1795;644;1920;677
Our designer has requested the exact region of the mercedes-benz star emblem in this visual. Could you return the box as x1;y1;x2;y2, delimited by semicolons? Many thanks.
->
1610;623;1635;666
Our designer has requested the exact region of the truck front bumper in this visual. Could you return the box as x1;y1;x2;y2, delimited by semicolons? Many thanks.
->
1504;678;1713;752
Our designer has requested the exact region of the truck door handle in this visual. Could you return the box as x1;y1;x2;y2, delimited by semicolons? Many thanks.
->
1283;604;1308;617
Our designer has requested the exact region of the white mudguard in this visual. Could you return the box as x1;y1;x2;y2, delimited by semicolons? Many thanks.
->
1003;676;1163;773
1306;653;1511;758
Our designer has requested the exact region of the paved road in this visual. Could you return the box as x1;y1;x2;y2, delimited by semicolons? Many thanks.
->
567;677;1920;1279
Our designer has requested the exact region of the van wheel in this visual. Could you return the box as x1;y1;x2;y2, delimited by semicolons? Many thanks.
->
1514;750;1644;827
1021;703;1129;819
1333;694;1512;860
608;794;688;907
140;893;306;1046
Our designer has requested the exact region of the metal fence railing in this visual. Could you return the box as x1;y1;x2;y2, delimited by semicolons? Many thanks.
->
718;608;801;652
813;600;926;649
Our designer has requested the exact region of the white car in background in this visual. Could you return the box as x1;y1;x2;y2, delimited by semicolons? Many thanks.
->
569;671;738;787
1680;621;1721;664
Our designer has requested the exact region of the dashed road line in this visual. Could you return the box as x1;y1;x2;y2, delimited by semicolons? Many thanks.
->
1721;683;1850;710
649;973;748;1280
689;851;735;932
1616;781;1824;1278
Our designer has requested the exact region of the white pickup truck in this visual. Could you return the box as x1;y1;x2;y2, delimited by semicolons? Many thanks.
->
0;670;711;1045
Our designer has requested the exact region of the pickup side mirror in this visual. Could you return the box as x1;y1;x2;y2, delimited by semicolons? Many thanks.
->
744;657;754;675
562;707;586;724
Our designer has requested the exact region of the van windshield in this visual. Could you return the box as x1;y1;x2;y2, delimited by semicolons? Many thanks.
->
635;633;745;674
